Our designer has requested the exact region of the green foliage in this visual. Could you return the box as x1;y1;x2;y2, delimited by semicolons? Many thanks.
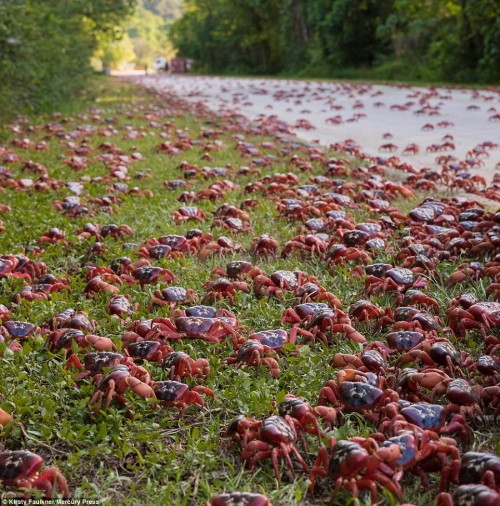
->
170;0;500;83
0;78;498;505
0;0;136;118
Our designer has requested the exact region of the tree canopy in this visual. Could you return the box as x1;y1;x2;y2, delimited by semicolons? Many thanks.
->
0;0;136;116
170;0;500;82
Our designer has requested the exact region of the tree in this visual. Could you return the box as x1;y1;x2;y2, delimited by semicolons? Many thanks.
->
0;0;137;116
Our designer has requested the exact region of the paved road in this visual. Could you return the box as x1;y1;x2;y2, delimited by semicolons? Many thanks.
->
137;75;500;184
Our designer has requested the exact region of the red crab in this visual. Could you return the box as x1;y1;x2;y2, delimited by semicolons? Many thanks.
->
150;286;198;308
171;206;206;224
365;267;427;300
281;234;328;258
147;316;242;347
437;484;499;506
305;307;366;345
252;270;318;298
212;260;263;281
121;266;175;287
294;282;343;309
318;377;399;424
0;450;69;498
89;364;155;413
212;217;252;234
379;401;471;445
100;224;133;240
446;301;500;337
278;394;337;437
106;294;137;319
199;236;246;259
51;309;95;332
153;380;214;417
47;328;116;356
380;425;460;491
162;351;210;380
240;415;308;482
84;275;122;296
348;300;390;324
224;339;280;378
202;277;251;304
309;436;403;503
251;234;279;259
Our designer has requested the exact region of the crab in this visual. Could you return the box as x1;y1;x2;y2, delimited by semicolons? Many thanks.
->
89;364;155;413
252;270;318;299
144;234;202;255
294;283;343;309
223;414;262;450
240;415;308;482
37;227;69;249
305;307;366;345
51;309;95;332
318;378;399;424
326;245;372;266
365;267;427;301
1;321;40;341
401;289;440;313
84;275;122;296
47;328;117;358
309;436;403;503
13;279;69;303
147;316;242;347
251;234;279;259
249;327;314;350
162;351;211;380
330;346;389;374
437;484;499;506
281;234;328;258
66;351;131;379
171;206;206;224
106;294;137;319
397;338;472;376
0;450;69;498
278;394;337;437
121;266;175;287
124;340;174;363
199;236;246;259
153;380;214;417
224;339;280;378
446;302;500;337
150;286;198;308
348;300;390;324
458;452;500;489
380;425;460;491
211;217;252;234
379;401;471;445
202;277;251;304
280;302;330;326
212;261;263;281
100;223;133;240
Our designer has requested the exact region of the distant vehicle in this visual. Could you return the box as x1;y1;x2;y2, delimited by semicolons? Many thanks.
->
153;57;169;73
170;58;188;73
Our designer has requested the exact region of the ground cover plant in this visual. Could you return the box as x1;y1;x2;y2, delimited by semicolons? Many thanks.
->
0;79;498;505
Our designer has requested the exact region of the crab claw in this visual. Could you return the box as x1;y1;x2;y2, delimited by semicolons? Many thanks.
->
29;467;69;498
0;408;12;426
84;335;117;352
313;405;337;428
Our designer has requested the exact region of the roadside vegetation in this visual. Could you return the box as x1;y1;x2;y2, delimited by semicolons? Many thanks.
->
171;0;500;84
0;79;498;505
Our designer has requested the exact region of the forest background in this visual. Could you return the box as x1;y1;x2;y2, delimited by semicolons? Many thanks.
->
0;0;499;119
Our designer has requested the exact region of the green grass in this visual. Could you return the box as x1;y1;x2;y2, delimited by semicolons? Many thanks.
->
0;78;497;505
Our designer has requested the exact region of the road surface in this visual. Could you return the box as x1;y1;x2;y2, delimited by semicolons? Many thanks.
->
136;75;500;184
